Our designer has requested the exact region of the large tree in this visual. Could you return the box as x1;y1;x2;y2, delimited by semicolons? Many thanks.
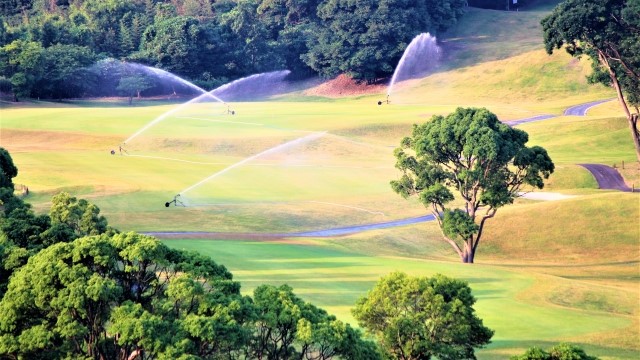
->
391;107;554;263
353;272;493;360
542;0;640;162
249;284;379;359
0;232;252;359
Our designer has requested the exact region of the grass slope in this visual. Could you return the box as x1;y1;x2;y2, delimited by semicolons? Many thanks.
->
1;3;638;359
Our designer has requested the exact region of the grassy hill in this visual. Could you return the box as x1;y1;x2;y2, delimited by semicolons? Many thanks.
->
1;2;638;359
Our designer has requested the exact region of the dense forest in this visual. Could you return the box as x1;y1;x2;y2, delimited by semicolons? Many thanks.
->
0;0;467;100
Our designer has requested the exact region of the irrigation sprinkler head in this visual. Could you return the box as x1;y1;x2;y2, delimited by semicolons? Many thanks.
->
165;194;185;207
110;150;116;155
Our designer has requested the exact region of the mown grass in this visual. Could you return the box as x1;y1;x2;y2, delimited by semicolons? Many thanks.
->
162;238;638;359
2;3;638;359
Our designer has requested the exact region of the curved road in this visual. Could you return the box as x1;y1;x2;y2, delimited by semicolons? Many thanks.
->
579;164;632;191
563;99;613;116
146;99;631;239
145;214;436;239
504;98;614;126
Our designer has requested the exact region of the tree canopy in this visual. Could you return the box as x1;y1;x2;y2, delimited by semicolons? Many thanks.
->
542;0;640;162
0;148;17;189
0;147;377;359
391;107;554;263
0;0;467;100
353;272;493;360
512;343;599;360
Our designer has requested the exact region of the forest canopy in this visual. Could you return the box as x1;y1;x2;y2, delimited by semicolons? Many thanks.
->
0;0;467;99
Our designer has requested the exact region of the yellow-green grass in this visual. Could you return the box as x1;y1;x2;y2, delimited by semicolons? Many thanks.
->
390;50;614;116
1;4;637;356
3;100;436;231
439;1;563;70
161;238;638;359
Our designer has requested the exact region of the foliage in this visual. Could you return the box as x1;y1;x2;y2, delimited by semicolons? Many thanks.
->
0;0;467;98
0;148;17;190
0;231;378;359
468;0;526;10
116;74;154;104
304;0;466;81
0;150;114;298
49;191;111;238
353;272;493;360
0;232;250;359
249;284;379;359
542;0;640;161
512;343;600;360
391;107;554;263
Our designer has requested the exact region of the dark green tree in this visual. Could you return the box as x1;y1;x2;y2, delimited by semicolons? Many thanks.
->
391;108;554;263
0;40;44;101
0;232;252;359
219;0;283;74
304;0;465;81
116;74;154;104
34;44;98;99
137;15;229;79
512;343;599;360
249;284;379;359
542;0;640;162
0;147;17;189
353;272;493;360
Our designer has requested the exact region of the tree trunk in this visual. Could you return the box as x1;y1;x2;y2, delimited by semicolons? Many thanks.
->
461;248;475;263
128;96;133;105
599;51;640;162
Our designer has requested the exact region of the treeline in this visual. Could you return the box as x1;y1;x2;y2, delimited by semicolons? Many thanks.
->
0;0;466;100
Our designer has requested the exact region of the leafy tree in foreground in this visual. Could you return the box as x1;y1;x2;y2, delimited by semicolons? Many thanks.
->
512;343;599;360
0;147;17;189
48;191;111;238
250;284;380;360
353;272;493;360
542;0;640;162
0;232;252;359
391;107;554;263
0;230;377;359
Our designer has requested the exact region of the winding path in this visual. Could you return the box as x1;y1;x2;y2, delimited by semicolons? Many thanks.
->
145;214;436;239
147;99;632;239
579;164;632;191
563;99;613;116
504;98;613;126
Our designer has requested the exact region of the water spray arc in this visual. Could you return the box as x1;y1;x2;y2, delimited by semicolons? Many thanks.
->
385;33;441;103
118;69;291;148
173;132;327;206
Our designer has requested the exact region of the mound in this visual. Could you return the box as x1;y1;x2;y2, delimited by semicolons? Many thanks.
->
304;74;386;98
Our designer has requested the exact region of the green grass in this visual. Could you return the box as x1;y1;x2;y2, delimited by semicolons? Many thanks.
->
161;238;638;359
1;3;638;359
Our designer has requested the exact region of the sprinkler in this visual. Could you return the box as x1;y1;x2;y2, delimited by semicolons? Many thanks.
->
165;194;185;207
117;143;129;155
